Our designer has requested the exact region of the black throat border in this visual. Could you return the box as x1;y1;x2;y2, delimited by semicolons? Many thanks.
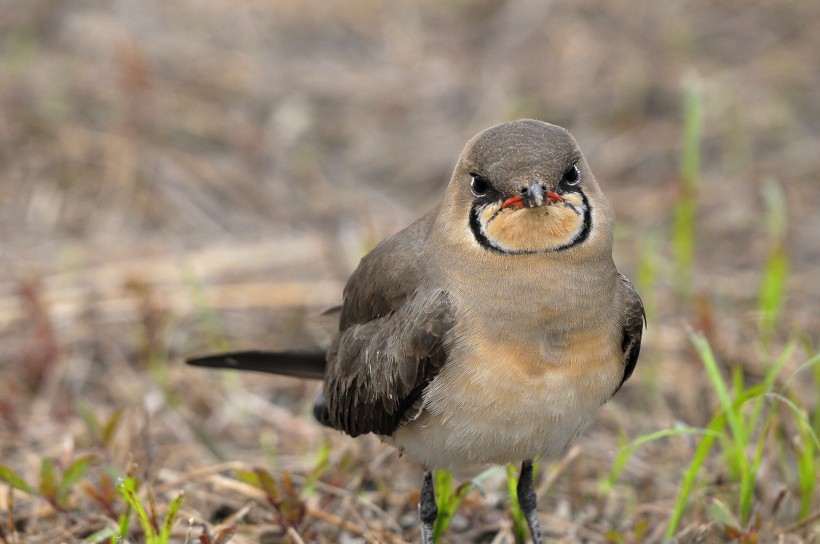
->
468;192;592;254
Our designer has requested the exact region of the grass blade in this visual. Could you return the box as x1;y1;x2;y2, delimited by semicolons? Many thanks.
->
673;75;703;299
0;465;37;496
506;464;529;544
58;455;93;509
602;426;719;493
39;458;58;507
758;178;789;340
431;467;494;542
160;492;184;541
666;411;724;537
119;476;155;541
690;332;754;524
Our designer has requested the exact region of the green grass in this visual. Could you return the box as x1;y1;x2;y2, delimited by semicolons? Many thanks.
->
636;234;659;324
780;351;820;520
673;75;703;300
0;416;192;544
0;455;93;512
432;469;473;542
78;403;125;450
601;71;817;540
758;178;789;342
506;463;531;544
668;335;820;537
0;459;184;543
118;475;185;544
234;467;306;531
432;466;502;542
605;333;820;539
601;426;719;496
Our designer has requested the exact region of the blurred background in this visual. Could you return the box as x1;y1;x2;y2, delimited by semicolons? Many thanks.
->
1;1;819;542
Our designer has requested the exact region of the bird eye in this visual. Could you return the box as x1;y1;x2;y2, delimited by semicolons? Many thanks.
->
561;164;580;186
470;173;490;196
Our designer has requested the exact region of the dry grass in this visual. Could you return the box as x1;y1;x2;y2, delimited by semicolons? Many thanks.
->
2;1;819;542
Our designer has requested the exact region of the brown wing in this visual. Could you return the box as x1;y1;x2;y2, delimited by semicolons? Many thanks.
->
321;288;455;437
319;211;455;437
613;273;645;395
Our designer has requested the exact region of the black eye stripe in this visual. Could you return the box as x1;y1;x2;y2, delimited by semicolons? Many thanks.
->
469;206;494;251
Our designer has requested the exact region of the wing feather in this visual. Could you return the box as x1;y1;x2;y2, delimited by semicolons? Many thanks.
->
613;274;645;395
320;212;455;437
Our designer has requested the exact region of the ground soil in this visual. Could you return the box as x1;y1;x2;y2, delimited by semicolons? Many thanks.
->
2;2;819;542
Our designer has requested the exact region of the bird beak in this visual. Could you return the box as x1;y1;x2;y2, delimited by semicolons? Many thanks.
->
501;181;564;210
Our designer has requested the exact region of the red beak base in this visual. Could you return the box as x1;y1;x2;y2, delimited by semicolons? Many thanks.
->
546;191;564;203
501;195;526;210
500;191;563;210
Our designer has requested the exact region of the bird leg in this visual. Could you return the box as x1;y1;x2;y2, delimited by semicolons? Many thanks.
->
419;471;438;544
517;459;543;544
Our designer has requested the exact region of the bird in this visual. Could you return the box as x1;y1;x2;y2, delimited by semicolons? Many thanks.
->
188;119;645;544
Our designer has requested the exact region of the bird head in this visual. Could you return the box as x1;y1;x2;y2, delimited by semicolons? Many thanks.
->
436;119;614;256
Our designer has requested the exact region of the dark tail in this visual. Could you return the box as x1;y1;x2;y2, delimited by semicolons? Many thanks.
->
186;350;326;380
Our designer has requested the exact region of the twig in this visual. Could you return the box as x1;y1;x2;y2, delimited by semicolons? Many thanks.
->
536;443;582;498
782;509;820;535
155;462;249;494
286;526;306;544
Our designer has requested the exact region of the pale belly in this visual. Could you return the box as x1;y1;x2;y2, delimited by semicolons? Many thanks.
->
387;332;624;470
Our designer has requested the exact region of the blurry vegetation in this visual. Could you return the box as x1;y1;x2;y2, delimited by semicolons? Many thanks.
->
673;76;702;302
2;1;819;542
758;179;789;344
